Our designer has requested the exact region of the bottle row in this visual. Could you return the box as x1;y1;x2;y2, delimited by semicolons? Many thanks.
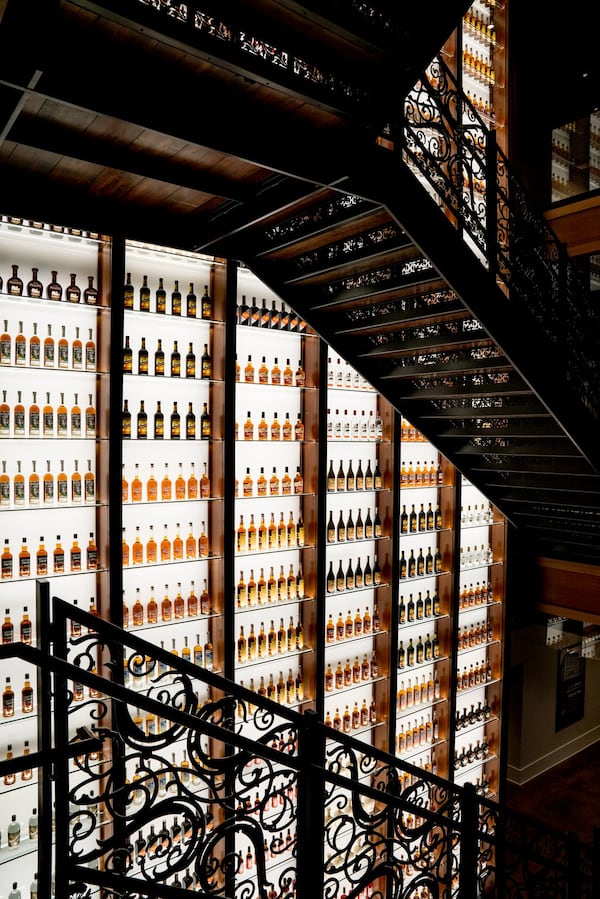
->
124;581;212;627
1;534;98;579
122;398;211;440
0;459;96;507
455;699;493;731
460;503;494;526
456;659;494;691
124;274;212;319
0;809;38;852
1;740;33;785
123;462;209;503
236;410;304;442
0;393;96;440
123;336;212;379
325;607;380;643
236;295;306;332
238;671;306;711
458;581;494;607
397;672;442;710
324;700;378;733
236;513;305;553
325;652;380;691
462;46;496;85
122;522;210;565
236;354;305;386
326;556;382;593
2;608;33;645
327;507;383;543
326;408;383;441
457;619;495;651
400;502;443;533
2;674;35;718
237;564;305;607
327;356;375;392
397;715;440;754
399;547;443;578
0;322;96;371
237;616;304;664
124;634;214;681
1;265;98;304
398;589;441;623
399;460;444;488
327;458;382;492
400;420;431;442
397;634;441;668
237;466;304;498
453;738;492;770
459;544;494;568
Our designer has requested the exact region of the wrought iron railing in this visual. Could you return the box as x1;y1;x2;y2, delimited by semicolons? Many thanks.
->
3;583;596;898
400;56;600;420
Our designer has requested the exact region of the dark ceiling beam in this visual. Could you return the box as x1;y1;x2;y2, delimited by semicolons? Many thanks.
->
6;112;253;203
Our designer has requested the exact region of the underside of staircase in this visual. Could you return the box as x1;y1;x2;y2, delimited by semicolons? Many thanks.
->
1;0;600;563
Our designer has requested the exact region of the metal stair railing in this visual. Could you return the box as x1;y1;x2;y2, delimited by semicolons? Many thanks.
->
397;55;600;423
1;581;596;898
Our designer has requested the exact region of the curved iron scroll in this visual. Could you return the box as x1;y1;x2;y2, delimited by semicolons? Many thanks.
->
400;55;600;418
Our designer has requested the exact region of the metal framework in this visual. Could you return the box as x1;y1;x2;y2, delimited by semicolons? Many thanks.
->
1;583;595;898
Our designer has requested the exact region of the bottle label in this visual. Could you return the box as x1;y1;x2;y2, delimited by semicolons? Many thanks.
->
59;344;69;367
86;411;96;436
0;337;10;363
86;345;96;370
2;556;13;578
58;479;68;502
15;340;26;364
36;553;48;575
71;548;81;570
44;344;54;366
85;476;96;503
54;550;64;572
72;345;83;368
57;411;68;434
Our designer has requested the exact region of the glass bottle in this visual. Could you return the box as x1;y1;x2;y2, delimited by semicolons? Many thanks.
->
84;275;98;305
14;320;26;366
66;273;81;303
24;266;41;298
201;284;212;319
47;270;62;301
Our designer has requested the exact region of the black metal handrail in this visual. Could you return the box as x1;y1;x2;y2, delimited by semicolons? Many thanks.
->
4;583;594;898
400;55;600;422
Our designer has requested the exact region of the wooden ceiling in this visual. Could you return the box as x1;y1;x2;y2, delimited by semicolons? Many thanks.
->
0;0;468;252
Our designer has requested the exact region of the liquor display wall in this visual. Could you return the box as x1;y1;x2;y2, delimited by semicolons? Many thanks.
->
0;223;507;895
0;218;110;894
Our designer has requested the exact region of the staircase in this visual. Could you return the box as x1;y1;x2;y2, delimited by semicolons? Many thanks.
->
206;61;600;567
1;0;600;563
